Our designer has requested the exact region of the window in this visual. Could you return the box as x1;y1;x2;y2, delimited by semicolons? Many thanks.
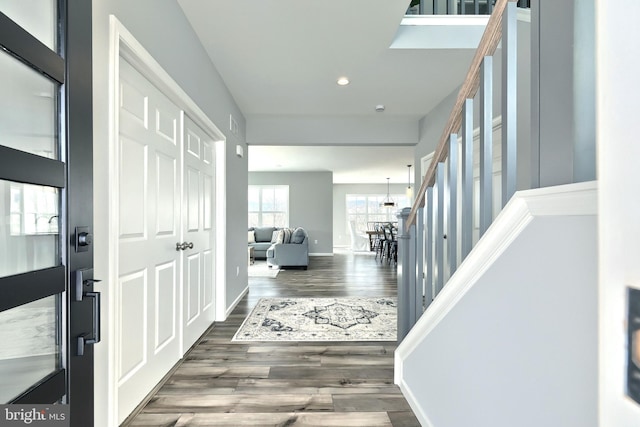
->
9;183;59;236
248;185;289;227
346;194;410;233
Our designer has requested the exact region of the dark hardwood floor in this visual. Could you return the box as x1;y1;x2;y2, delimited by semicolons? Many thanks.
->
125;251;420;426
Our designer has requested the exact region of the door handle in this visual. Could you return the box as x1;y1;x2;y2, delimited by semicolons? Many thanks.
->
175;242;194;251
75;268;101;356
77;291;101;356
75;268;101;302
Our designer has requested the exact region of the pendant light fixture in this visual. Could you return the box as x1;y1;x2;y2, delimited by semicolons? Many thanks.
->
406;164;413;201
380;178;396;208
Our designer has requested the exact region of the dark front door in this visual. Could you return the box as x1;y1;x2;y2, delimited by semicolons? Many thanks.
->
0;1;94;425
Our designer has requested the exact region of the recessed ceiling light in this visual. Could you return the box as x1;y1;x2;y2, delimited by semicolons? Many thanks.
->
375;104;385;112
337;77;350;86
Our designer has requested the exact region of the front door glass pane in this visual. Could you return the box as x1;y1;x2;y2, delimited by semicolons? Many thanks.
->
0;295;60;403
0;180;60;279
0;1;57;51
0;50;58;160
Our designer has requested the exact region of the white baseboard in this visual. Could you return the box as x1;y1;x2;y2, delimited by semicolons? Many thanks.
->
309;253;333;257
225;285;248;319
397;376;434;427
395;350;433;426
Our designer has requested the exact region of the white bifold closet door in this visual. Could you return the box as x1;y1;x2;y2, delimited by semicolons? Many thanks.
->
116;59;217;424
117;58;182;422
181;114;216;350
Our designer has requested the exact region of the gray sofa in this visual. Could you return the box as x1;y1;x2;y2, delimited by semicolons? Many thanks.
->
248;226;279;259
266;227;309;269
249;226;309;268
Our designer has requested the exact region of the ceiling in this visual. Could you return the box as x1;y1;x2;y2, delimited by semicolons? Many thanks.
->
177;0;480;182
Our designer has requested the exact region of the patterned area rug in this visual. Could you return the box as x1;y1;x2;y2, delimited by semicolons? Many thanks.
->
232;297;397;342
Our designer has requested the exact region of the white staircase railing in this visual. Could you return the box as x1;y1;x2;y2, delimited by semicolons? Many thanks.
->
397;0;519;340
408;0;529;16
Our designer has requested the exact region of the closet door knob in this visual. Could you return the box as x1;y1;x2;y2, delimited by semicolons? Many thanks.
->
176;242;194;251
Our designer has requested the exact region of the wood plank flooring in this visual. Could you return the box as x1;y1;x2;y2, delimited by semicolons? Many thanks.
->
125;251;420;427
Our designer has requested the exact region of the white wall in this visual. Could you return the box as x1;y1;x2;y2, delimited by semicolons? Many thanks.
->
397;183;598;427
92;1;247;425
596;1;640;425
333;183;409;247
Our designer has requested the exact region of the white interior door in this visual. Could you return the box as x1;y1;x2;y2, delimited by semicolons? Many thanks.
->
117;59;182;423
181;115;216;350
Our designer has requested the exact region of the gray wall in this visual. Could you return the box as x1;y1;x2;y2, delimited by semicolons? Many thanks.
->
532;0;596;186
415;87;458;180
333;183;409;247
247;116;418;146
249;171;333;254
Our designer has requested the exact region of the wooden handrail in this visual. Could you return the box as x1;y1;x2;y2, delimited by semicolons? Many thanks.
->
407;0;517;227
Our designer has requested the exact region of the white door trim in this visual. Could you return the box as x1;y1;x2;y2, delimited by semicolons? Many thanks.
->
104;15;227;425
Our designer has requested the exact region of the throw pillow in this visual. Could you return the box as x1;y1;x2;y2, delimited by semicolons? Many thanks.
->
283;228;292;244
275;229;285;244
291;227;306;244
248;230;255;244
271;230;280;243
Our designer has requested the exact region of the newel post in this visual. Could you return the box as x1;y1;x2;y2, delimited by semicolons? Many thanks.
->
397;207;416;342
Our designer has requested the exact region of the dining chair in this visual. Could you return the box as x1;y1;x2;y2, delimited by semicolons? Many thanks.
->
388;224;398;264
375;224;386;260
381;223;393;262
